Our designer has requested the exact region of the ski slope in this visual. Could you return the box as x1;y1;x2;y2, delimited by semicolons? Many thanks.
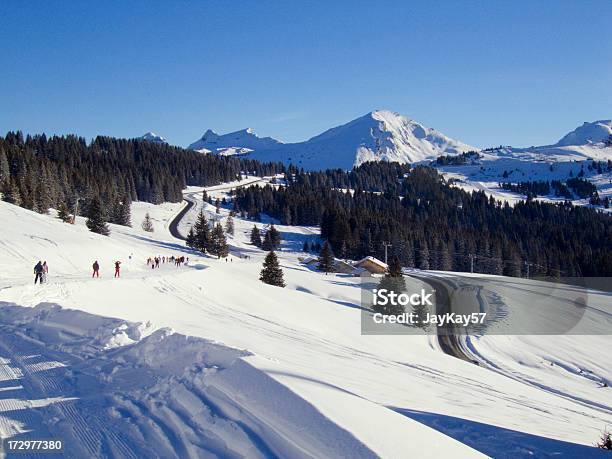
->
0;185;610;458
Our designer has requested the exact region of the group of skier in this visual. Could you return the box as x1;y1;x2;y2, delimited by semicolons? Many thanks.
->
147;255;188;269
34;253;190;284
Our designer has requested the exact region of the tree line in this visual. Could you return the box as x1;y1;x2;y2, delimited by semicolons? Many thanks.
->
0;131;284;223
233;164;612;277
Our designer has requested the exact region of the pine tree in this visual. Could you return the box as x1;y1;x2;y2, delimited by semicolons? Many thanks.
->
86;196;110;236
318;241;335;274
215;198;220;214
0;148;9;185
209;223;229;258
302;241;310;252
225;215;235;236
374;256;407;316
282;206;292;225
141;212;154;232
57;202;71;223
268;225;281;249
1;180;21;205
118;195;131;226
250;225;262;247
261;231;272;251
259;251;285;287
417;241;430;270
186;227;196;248
193;211;210;253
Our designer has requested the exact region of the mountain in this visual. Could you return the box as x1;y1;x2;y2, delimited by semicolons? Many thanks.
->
140;132;167;143
188;128;282;155
485;120;612;162
188;111;474;169
555;120;612;147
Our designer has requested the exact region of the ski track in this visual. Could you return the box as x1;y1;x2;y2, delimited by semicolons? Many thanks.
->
0;327;141;458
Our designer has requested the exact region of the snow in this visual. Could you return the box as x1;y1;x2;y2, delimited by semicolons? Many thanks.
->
139;132;167;143
187;113;611;212
0;192;610;458
187;110;474;170
188;128;282;155
556;120;612;147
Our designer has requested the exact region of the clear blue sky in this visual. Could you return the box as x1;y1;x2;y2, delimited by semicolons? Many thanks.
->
1;0;610;149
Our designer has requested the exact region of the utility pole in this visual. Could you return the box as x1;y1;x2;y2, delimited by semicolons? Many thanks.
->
469;253;475;273
382;242;393;265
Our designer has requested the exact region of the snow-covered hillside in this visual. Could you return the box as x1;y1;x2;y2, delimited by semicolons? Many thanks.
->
188;128;282;155
432;120;612;209
140;132;167;143
188;111;474;169
0;190;610;458
556;120;612;148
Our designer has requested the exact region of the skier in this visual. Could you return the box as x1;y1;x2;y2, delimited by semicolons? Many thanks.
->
42;261;49;283
155;257;160;268
92;260;100;278
34;261;44;284
114;260;121;278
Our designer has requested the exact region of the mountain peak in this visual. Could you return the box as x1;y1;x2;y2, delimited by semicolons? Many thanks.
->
140;132;167;143
234;110;475;170
555;120;612;147
188;127;282;153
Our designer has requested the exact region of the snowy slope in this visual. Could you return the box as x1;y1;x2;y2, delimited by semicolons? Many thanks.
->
0;195;610;458
188;111;474;169
188;128;282;155
432;120;612;208
139;132;167;143
556;120;612;147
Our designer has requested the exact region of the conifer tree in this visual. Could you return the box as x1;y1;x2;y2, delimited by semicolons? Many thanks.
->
0;148;9;184
186;227;196;248
86;196;110;236
262;231;274;251
259;251;285;287
57;202;71;223
318;241;335;274
215;198;221;214
209;223;229;258
118;195;132;226
225;215;235;236
417;241;430;270
282;206;292;225
250;225;262;247
2;180;21;206
141;212;154;232
302;241;310;252
193;211;210;253
268;225;281;249
374;256;406;316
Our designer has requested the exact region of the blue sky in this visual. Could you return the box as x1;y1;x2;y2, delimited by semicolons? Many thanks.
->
1;0;610;148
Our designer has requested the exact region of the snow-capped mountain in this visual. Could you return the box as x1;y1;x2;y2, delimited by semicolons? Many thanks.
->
188;111;474;169
188;128;282;155
485;120;612;162
555;120;612;147
140;132;167;143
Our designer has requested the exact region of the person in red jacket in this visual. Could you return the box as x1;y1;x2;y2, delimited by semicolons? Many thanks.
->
114;260;121;278
92;261;100;278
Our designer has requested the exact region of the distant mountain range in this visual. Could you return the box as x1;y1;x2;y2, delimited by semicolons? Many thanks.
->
188;110;474;169
186;111;611;170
